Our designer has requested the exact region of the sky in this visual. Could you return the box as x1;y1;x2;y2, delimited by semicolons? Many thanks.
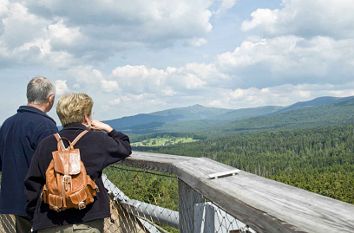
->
1;0;354;123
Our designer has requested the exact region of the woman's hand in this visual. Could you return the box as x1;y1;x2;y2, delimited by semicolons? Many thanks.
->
90;120;113;133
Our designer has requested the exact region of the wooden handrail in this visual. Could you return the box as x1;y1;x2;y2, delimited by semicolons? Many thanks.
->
123;151;354;233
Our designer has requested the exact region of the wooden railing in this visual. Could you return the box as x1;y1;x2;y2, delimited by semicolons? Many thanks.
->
123;151;354;233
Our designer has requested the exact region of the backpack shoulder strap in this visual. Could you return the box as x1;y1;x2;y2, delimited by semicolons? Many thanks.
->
54;133;66;150
71;130;89;147
54;133;61;142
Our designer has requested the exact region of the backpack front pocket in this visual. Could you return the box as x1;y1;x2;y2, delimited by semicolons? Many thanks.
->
69;187;88;205
48;193;63;211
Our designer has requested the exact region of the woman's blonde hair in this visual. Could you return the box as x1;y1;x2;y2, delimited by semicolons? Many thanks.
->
56;93;93;126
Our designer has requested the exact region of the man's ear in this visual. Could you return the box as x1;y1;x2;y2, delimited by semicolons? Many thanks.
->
48;94;55;103
44;94;55;112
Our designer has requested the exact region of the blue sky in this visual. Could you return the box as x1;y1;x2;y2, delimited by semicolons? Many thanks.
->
1;0;354;123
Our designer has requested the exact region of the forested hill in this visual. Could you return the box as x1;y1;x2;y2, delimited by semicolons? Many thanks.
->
106;95;354;135
219;95;354;134
105;104;281;134
278;96;345;112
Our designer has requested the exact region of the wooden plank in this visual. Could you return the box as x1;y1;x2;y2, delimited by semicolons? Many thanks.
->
122;151;193;173
123;152;354;233
208;169;240;179
174;157;354;233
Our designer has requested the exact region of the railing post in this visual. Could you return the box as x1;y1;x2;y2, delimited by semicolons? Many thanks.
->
178;179;204;233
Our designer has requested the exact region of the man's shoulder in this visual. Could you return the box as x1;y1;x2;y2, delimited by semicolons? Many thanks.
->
0;113;19;130
36;114;56;126
3;111;18;122
27;111;55;125
18;106;56;126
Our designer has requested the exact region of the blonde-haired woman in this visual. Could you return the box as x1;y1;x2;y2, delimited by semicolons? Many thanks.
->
25;93;131;233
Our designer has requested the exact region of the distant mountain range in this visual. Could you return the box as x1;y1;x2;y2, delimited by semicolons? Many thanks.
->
105;96;354;135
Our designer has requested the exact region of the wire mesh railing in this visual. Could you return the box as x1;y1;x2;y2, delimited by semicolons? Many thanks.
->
104;164;179;233
0;214;15;233
177;178;254;233
193;202;253;233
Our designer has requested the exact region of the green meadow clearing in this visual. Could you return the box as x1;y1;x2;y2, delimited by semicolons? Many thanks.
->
131;136;198;147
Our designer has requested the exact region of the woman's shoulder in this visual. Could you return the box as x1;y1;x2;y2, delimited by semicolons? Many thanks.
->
85;129;111;141
39;133;58;145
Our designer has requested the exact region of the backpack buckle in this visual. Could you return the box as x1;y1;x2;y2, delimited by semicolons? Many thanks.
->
63;175;72;192
52;205;61;212
78;201;86;210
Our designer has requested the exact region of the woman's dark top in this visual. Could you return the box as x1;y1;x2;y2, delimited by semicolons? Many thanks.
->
24;123;131;231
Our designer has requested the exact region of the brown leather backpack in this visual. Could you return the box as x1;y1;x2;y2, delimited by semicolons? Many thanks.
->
41;130;99;212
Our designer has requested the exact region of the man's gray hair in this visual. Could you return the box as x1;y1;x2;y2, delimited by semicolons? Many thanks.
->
27;76;55;104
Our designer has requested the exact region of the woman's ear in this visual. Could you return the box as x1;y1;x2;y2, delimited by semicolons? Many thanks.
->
83;114;92;127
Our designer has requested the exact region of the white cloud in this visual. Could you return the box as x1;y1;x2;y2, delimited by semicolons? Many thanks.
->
47;19;83;46
242;0;354;38
217;36;354;87
100;80;119;93
0;0;226;67
0;2;48;49
207;83;354;109
241;9;278;32
215;0;238;14
67;66;104;85
17;39;51;56
110;62;229;97
220;0;238;10
0;1;81;67
112;65;168;94
107;93;168;117
55;79;69;95
189;37;208;47
21;0;215;60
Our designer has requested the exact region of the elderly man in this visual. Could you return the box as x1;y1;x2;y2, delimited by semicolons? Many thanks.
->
0;77;58;232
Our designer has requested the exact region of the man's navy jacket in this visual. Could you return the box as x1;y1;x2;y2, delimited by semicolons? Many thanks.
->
0;106;57;216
